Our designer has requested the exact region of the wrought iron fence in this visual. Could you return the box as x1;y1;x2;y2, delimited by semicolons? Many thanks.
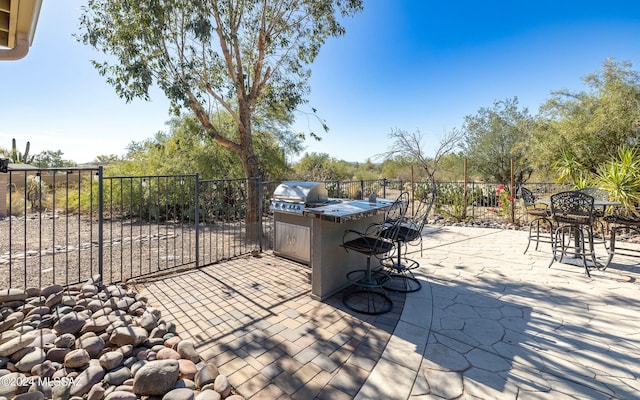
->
1;168;267;289
0;167;103;289
434;181;571;223
100;174;199;284
1;168;570;289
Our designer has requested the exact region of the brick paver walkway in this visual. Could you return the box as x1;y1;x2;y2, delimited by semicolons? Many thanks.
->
139;254;405;399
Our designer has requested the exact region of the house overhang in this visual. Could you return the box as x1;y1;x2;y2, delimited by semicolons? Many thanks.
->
0;0;42;60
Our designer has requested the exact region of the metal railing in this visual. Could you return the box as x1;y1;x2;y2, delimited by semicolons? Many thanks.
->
100;174;200;284
1;167;103;289
434;181;571;222
1;168;267;289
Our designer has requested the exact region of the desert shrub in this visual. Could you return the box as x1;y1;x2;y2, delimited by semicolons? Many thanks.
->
25;175;50;211
435;182;471;222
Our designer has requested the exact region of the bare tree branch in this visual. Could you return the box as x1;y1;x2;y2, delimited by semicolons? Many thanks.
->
378;128;463;180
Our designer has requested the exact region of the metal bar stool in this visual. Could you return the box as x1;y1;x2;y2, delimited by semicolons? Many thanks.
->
380;188;435;293
603;207;640;269
520;187;554;254
549;191;599;277
341;193;407;315
578;187;610;251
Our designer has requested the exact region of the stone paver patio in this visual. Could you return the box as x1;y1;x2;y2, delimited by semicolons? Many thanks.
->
139;226;640;399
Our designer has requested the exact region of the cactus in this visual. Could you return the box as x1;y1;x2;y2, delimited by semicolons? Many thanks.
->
11;138;35;164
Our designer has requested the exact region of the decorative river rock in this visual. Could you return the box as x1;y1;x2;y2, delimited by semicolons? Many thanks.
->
0;278;244;400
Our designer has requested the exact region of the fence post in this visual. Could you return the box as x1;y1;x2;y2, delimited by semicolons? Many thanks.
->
258;177;263;251
510;159;515;224
463;159;468;220
471;181;476;219
97;166;104;281
195;173;200;268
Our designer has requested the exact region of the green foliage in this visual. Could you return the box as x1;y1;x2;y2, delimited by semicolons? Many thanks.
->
461;97;533;184
32;150;77;168
434;153;467;181
99;174;199;222
379;156;415;181
95;154;122;163
435;182;471;222
552;149;591;187
593;146;640;209
117;116;234;178
79;0;363;178
490;184;514;221
62;178;101;216
79;0;363;230
534;58;640;174
11;139;35;164
291;152;375;181
104;114;293;181
412;179;437;203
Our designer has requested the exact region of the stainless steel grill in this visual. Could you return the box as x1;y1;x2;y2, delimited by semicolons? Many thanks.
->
270;181;330;214
271;181;335;264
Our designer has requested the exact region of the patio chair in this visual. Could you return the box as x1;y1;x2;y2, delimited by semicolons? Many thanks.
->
578;187;610;249
341;192;408;315
520;187;554;254
603;207;640;269
549;191;598;277
380;187;435;293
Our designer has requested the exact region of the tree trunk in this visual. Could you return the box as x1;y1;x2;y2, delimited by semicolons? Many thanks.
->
241;152;261;248
238;110;262;249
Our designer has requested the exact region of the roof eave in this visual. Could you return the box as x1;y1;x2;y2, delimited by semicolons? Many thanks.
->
0;0;43;61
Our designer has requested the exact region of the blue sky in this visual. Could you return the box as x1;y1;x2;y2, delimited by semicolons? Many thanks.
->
2;1;640;164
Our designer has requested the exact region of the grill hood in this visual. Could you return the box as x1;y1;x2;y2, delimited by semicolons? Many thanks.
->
272;181;328;204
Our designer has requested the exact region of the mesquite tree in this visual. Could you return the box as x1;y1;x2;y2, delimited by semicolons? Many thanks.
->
78;0;363;242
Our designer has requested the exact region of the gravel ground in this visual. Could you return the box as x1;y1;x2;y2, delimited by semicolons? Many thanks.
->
0;214;202;290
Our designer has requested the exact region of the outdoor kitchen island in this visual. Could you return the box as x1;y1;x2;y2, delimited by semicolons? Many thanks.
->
303;198;395;300
270;181;396;301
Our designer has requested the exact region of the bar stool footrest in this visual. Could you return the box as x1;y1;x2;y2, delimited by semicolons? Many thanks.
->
381;257;422;293
385;274;422;293
343;288;393;315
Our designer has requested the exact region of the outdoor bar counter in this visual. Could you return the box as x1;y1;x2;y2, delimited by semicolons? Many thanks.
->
303;198;394;300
